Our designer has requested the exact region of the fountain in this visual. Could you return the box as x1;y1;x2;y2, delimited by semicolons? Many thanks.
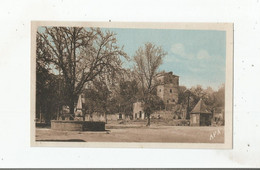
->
51;95;105;131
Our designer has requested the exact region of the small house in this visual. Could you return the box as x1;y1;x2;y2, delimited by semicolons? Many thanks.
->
190;99;212;126
133;101;146;119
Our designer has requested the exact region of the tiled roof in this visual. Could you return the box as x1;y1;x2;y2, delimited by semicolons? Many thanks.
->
190;98;211;114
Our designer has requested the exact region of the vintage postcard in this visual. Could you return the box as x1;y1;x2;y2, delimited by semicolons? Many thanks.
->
31;21;233;148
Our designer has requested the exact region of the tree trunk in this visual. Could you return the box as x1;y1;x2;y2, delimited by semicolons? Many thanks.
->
40;111;42;122
186;93;190;119
105;112;107;124
69;100;74;120
146;113;150;126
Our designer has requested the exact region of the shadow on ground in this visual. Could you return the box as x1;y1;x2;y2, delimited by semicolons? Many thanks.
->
36;139;86;142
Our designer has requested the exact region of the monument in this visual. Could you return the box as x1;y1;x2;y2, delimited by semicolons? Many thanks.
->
51;95;105;131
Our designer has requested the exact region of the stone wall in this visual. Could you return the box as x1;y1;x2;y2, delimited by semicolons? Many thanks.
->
83;121;105;131
157;85;164;99
156;72;179;109
162;84;178;104
190;114;200;126
107;113;127;120
85;113;106;122
51;120;84;131
51;120;105;131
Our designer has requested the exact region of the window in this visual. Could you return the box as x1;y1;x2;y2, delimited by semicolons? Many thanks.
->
119;113;122;119
135;113;137;118
139;111;142;118
172;99;175;102
170;89;172;93
159;89;161;92
167;100;169;103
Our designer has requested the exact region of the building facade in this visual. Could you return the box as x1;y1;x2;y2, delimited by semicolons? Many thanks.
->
132;72;179;118
156;72;179;110
133;101;146;119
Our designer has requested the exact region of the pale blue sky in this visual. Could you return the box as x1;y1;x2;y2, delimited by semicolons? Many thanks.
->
106;28;226;90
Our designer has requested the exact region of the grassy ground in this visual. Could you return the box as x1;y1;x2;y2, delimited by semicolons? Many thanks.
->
36;120;224;143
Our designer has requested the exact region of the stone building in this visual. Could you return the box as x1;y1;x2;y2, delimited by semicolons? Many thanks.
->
132;72;179;118
156;72;179;110
132;101;146;119
190;99;212;126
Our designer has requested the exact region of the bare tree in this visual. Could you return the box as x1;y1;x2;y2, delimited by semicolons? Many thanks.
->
37;27;127;116
133;42;167;126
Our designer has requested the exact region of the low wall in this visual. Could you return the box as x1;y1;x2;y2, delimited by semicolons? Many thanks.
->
51;120;105;131
83;121;105;131
36;122;51;128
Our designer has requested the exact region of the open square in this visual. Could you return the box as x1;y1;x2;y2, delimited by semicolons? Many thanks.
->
31;22;233;148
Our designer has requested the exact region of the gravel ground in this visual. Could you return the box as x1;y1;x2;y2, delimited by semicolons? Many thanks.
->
36;125;224;143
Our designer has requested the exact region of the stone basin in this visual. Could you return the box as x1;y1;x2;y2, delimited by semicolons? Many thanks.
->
51;120;105;131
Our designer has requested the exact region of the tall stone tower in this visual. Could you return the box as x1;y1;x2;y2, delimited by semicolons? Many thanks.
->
156;72;179;110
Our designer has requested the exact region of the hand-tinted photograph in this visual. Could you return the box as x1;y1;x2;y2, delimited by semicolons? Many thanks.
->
31;22;233;148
